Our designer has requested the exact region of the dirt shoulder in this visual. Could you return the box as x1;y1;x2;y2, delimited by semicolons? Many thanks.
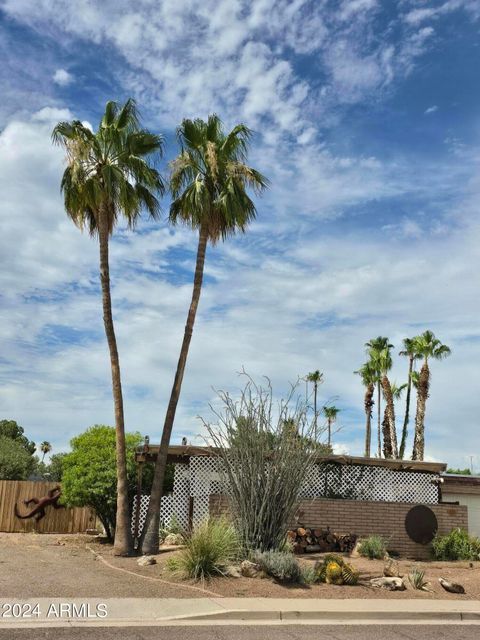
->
1;533;479;600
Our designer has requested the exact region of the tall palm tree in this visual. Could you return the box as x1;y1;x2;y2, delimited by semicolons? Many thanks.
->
411;331;451;461
398;337;421;459
374;347;398;459
354;362;377;457
365;337;394;457
39;441;52;462
141;114;268;555
306;370;323;441
323;405;340;447
52;99;165;555
382;382;407;458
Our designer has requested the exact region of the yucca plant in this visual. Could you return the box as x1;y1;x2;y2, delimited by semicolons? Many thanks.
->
166;517;239;581
408;567;431;591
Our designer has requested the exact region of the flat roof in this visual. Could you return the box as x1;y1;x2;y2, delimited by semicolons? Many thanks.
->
135;444;446;473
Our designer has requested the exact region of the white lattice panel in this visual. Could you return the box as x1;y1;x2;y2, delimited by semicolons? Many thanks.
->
298;462;438;504
131;463;191;537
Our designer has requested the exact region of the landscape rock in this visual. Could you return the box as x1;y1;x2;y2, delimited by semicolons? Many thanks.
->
163;533;184;546
439;577;465;594
383;557;401;578
224;565;242;578
240;560;262;578
370;576;406;591
137;555;157;567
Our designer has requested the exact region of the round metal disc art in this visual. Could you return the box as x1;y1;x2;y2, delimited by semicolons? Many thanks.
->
405;505;438;544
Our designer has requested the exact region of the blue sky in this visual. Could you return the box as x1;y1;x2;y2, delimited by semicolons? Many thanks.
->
1;0;480;469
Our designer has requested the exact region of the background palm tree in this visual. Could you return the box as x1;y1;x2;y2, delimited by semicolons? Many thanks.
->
306;370;323;441
354;362;377;457
323;405;340;447
52;99;164;555
398;337;421;459
365;336;394;457
141;114;267;555
39;441;52;462
412;330;451;460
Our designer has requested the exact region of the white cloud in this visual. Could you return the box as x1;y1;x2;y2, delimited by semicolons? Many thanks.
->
53;68;73;86
424;105;438;115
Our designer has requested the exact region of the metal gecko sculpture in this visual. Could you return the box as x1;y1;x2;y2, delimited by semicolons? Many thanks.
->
14;486;64;522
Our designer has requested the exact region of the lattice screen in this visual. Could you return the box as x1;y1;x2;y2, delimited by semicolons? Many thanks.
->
131;456;439;535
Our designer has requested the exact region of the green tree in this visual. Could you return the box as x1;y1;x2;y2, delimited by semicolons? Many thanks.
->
62;425;143;542
306;370;323;441
0;436;36;480
0;419;35;454
398;337;421;459
365;337;395;457
447;468;472;475
354;362;377;457
52;100;165;555
141;114;267;555
323;405;340;448
412;331;451;460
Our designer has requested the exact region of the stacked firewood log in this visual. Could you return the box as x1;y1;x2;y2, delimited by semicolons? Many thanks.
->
287;526;357;554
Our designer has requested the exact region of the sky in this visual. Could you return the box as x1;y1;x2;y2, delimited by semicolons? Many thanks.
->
0;0;479;470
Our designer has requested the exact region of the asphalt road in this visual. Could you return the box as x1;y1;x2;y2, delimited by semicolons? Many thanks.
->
0;626;478;640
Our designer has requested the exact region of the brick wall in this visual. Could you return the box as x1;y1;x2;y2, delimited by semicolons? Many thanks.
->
209;494;468;560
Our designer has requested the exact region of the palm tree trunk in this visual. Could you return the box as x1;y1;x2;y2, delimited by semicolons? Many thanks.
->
377;382;381;457
327;417;331;447
399;356;413;459
98;205;131;556
313;382;317;441
364;382;374;457
381;376;397;458
141;226;208;555
412;362;429;461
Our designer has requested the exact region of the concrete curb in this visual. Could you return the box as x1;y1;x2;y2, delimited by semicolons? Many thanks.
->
0;598;479;628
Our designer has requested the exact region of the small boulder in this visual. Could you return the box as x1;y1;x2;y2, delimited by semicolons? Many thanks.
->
240;560;262;578
163;533;184;546
383;557;401;578
137;555;157;567
439;577;465;594
370;577;406;591
224;565;242;578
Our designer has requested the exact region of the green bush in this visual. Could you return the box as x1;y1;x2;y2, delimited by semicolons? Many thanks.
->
167;518;239;580
432;528;480;561
357;535;387;560
252;550;303;583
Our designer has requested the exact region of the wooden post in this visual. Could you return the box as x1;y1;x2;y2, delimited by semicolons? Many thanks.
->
188;496;194;532
133;462;144;548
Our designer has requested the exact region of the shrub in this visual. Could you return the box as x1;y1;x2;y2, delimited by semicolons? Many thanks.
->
357;535;387;560
167;518;239;580
252;550;303;583
202;374;318;554
432;528;480;561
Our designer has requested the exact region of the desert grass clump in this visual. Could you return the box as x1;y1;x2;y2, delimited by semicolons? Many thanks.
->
167;517;239;580
202;373;319;554
357;534;388;560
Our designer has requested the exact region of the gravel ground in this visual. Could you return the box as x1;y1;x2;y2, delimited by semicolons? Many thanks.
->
1;533;479;599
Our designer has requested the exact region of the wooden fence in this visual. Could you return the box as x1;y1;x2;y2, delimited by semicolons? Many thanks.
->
0;481;97;533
